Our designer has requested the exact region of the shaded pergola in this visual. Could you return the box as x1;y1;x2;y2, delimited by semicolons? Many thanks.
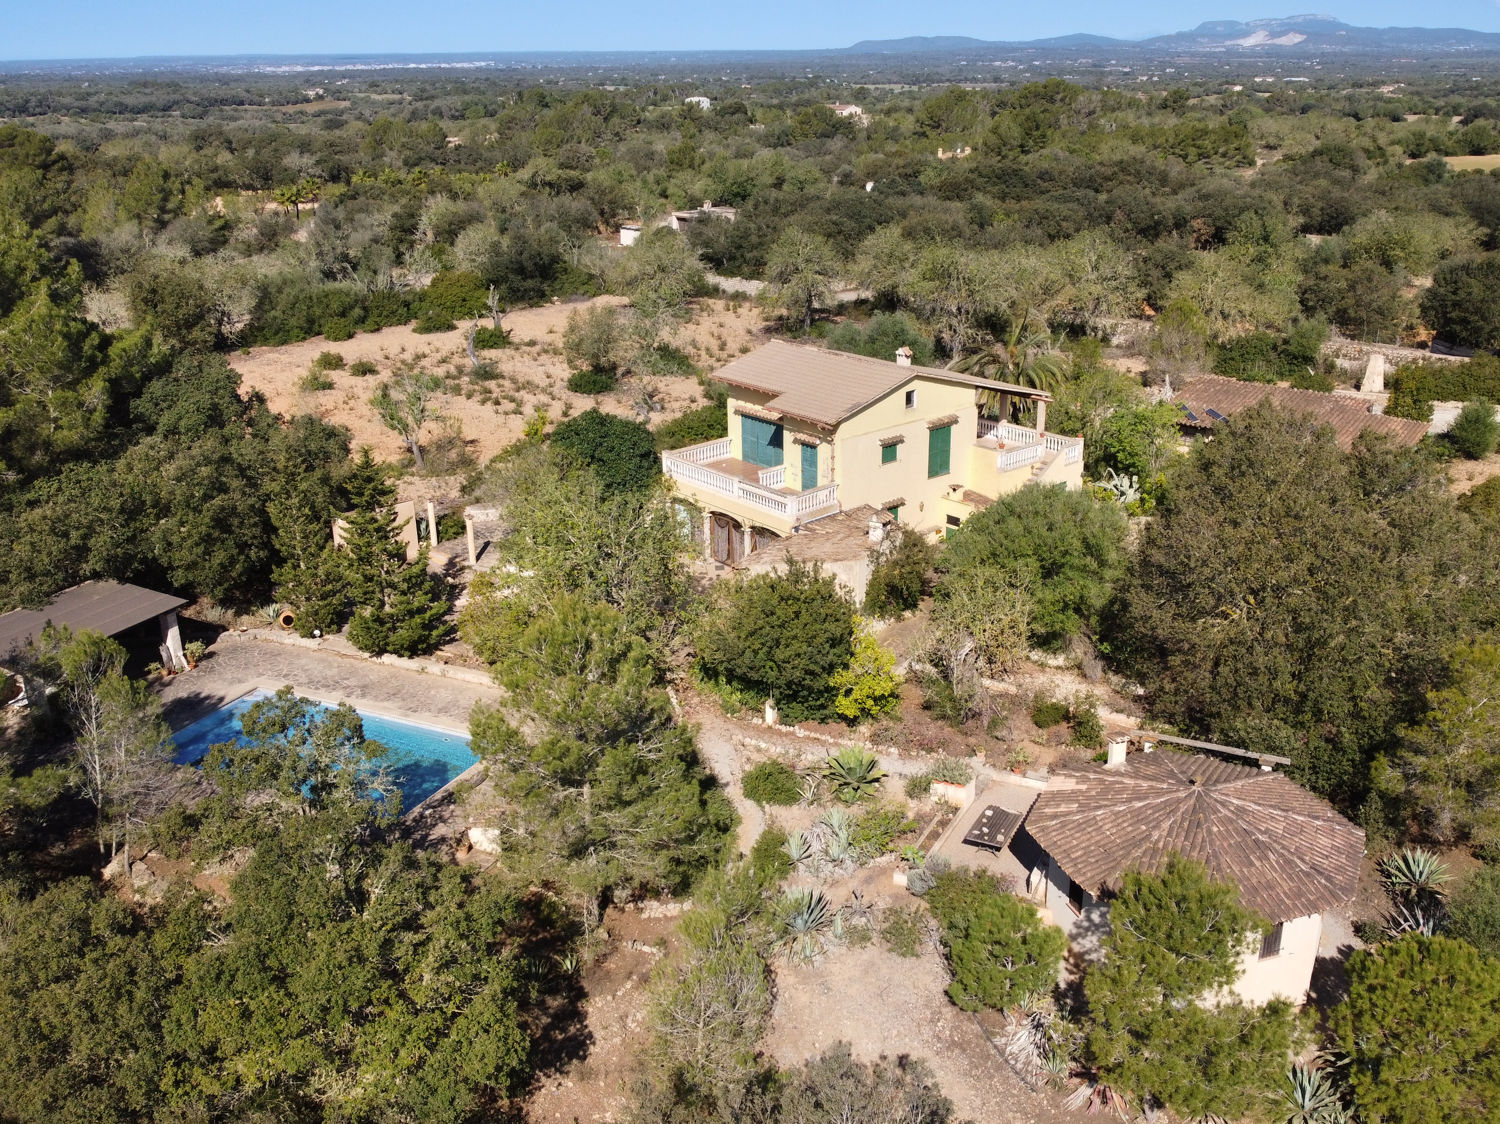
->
0;581;189;670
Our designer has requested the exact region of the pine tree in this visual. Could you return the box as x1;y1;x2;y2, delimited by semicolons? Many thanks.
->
269;482;348;639
341;449;451;657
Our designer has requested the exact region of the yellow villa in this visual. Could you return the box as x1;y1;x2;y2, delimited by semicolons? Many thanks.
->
661;339;1084;564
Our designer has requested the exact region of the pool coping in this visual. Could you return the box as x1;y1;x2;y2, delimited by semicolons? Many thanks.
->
167;679;474;737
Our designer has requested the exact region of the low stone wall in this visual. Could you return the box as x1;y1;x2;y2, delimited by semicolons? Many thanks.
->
238;627;495;686
1322;335;1465;373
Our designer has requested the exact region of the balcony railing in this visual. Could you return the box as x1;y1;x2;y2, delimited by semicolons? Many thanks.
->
978;419;1084;469
662;444;839;523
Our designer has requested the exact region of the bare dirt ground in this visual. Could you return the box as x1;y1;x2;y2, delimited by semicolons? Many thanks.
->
527;904;678;1124
1446;449;1500;494
768;867;1083;1124
230;295;767;466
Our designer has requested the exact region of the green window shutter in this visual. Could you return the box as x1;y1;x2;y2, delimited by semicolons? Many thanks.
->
887;505;901;522
927;424;952;478
801;442;818;488
742;416;784;468
881;443;898;465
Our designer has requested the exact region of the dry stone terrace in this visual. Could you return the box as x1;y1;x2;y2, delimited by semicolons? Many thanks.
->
157;630;500;736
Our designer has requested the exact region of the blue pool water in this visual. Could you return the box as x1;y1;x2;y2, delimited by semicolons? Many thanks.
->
171;691;478;809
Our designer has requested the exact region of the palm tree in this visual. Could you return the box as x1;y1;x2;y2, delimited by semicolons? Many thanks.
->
953;321;1073;421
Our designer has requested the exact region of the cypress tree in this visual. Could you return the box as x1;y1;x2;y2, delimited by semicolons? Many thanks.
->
341;449;451;657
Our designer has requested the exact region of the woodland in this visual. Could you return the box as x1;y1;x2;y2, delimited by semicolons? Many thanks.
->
2;64;1500;1122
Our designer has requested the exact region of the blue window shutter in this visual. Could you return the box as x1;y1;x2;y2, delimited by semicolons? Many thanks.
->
742;415;784;468
801;443;817;488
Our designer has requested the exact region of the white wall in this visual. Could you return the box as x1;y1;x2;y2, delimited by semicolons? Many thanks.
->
1037;851;1322;1005
1230;913;1322;1005
1041;856;1111;962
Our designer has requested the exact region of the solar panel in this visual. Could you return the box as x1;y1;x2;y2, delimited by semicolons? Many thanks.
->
1178;406;1199;423
1206;408;1228;422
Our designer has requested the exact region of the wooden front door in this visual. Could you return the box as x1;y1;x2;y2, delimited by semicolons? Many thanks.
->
711;514;743;564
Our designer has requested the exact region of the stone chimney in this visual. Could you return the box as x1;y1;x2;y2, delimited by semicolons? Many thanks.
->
868;515;887;543
1361;353;1386;395
1105;738;1128;768
895;346;913;367
702;200;713;210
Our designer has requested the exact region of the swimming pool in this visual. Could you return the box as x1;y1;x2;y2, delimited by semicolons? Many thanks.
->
171;690;478;809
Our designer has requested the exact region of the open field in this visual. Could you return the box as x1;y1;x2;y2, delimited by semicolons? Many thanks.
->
1443;153;1500;170
229;295;767;467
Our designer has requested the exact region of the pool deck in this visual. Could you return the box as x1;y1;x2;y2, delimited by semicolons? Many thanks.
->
158;631;503;737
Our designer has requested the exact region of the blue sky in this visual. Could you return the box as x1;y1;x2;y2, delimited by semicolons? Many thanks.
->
7;1;1500;59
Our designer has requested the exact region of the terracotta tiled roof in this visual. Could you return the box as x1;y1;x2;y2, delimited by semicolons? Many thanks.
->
1023;751;1365;922
712;340;1049;429
1172;375;1428;451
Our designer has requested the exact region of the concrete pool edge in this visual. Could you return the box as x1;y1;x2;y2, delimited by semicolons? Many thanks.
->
167;679;476;737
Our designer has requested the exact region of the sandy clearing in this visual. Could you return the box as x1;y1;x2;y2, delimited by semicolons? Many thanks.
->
229;295;768;468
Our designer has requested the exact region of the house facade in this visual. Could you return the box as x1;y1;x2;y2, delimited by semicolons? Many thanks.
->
660;340;1083;564
1020;750;1365;1005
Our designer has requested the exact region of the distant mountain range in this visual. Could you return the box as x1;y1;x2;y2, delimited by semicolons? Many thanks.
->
847;15;1500;55
8;14;1500;75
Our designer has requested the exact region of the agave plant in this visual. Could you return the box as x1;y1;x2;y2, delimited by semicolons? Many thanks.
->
1101;467;1142;506
1385;900;1441;939
782;830;813;869
258;601;283;625
840;888;876;930
775;887;837;963
823;747;887;804
1280;1065;1350;1124
1380;846;1450;903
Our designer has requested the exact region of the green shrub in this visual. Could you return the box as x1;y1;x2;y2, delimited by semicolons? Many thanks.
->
349;359;378;377
566;367;618;394
299;368;334;392
471;325;511;350
926;869;1067;1010
904;773;933;799
851;801;917;858
749;824;793;886
1389;356;1500;419
1031;695;1070;728
412;308;456;334
742;760;802;806
1447;865;1500;958
358;289;414;331
918;671;971;728
1450;400;1499;459
551;408;658;495
312;350;346;371
421;270;490;319
879;905;927;958
654;401;728;451
864;529;937;617
1069;698;1105;750
695;559;857;724
322;318;354;342
825;311;936;366
636;342;698;376
927;758;974;785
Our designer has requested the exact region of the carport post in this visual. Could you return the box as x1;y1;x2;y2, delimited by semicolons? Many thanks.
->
426;501;438;548
159;610;187;671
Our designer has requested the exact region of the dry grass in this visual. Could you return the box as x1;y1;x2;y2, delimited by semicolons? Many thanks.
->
1443;154;1500;171
229;295;767;467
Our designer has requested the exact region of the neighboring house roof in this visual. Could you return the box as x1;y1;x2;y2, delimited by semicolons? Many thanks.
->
0;581;187;659
1172;374;1429;450
712;340;1047;429
1023;751;1365;923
